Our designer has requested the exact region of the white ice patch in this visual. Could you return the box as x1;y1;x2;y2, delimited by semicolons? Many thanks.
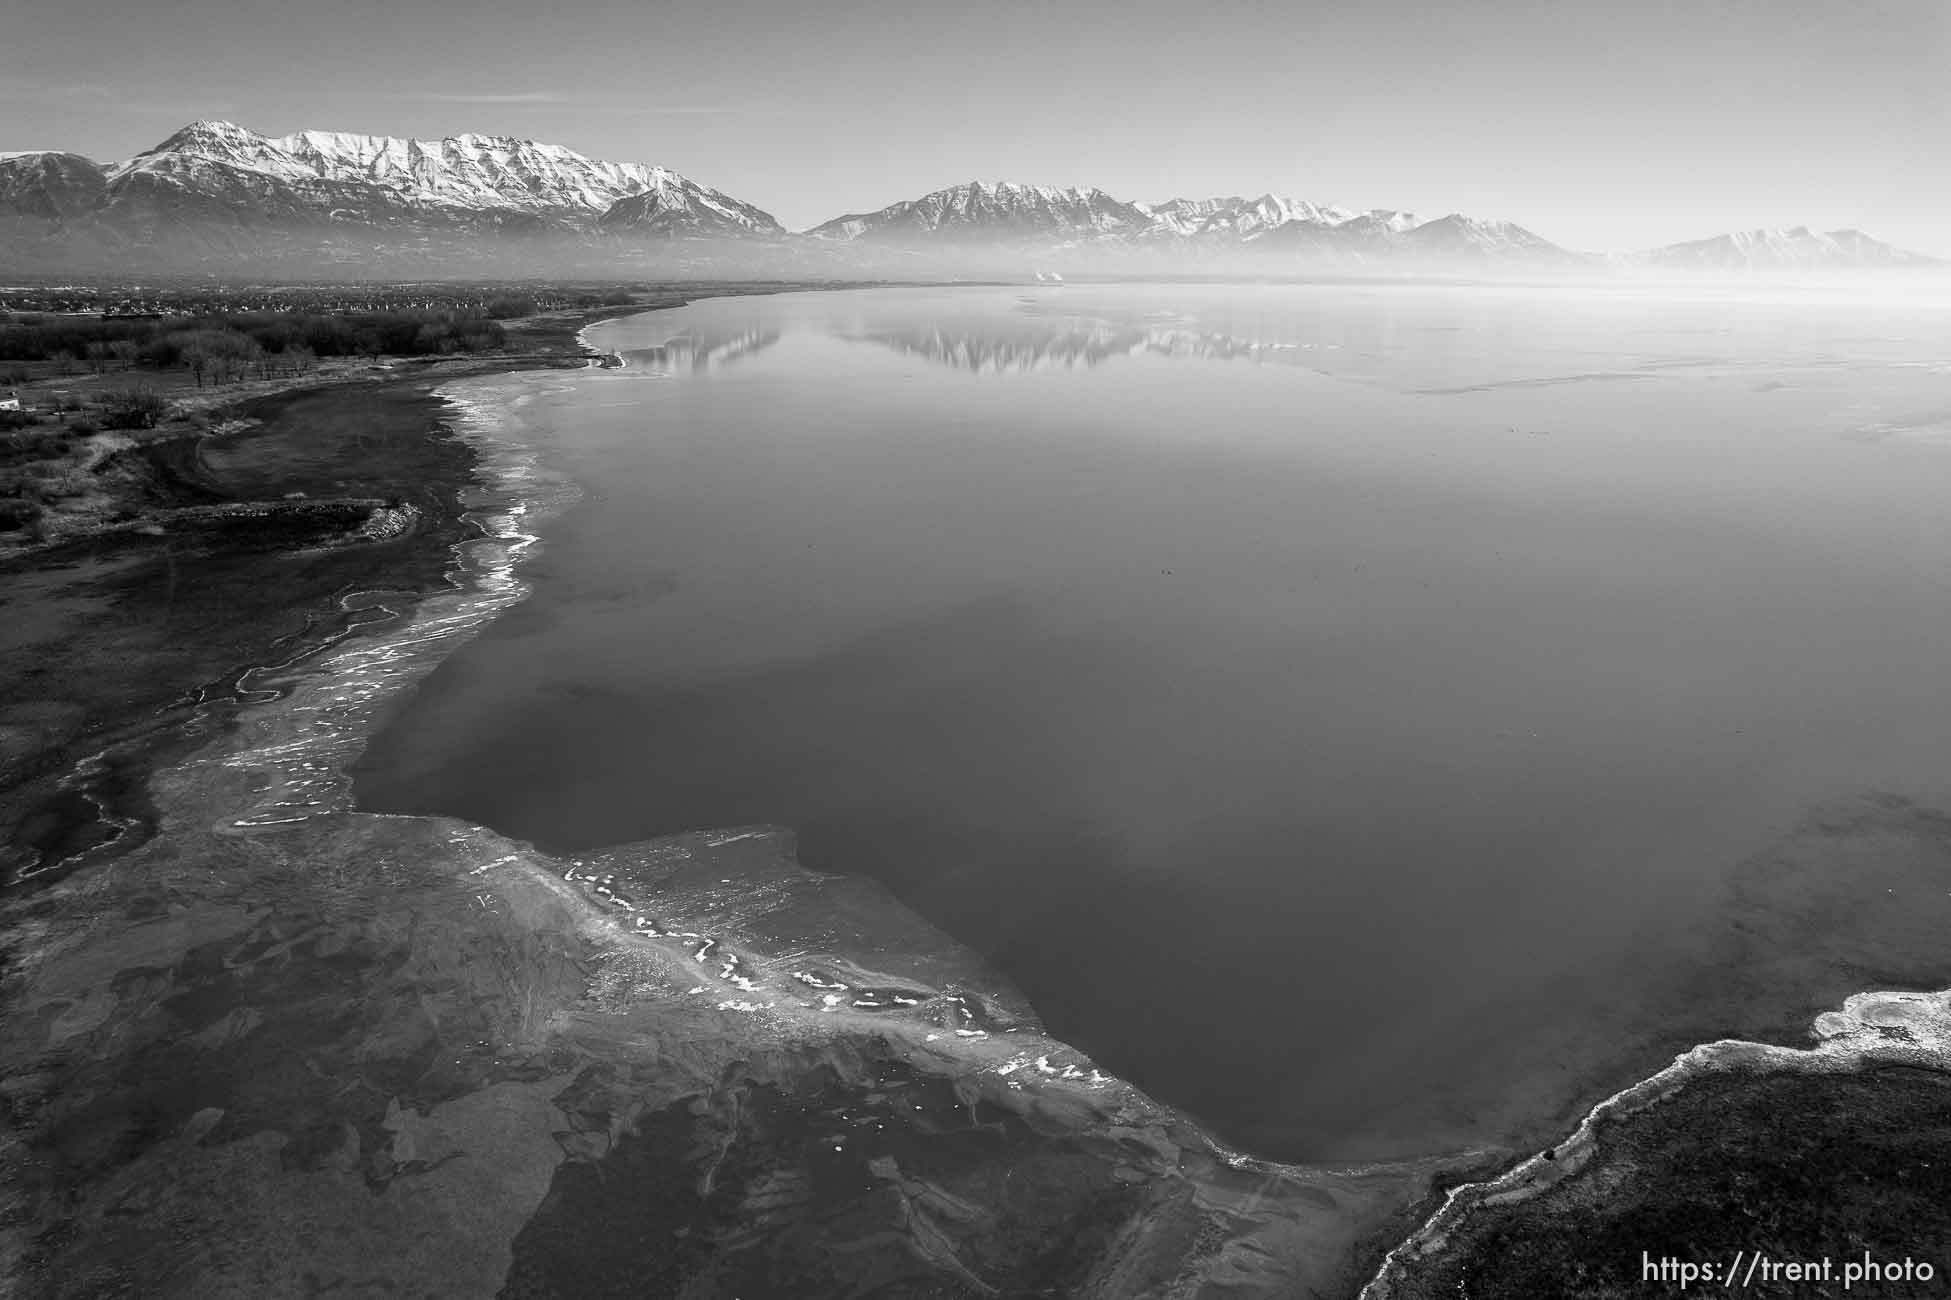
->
705;830;767;845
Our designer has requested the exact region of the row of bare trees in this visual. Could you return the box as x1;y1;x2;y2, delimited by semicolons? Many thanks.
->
58;336;323;386
81;340;142;374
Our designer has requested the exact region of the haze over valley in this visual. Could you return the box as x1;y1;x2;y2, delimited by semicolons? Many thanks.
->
2;120;1943;279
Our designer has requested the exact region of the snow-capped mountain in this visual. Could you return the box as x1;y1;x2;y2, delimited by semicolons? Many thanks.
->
800;180;1578;270
97;120;783;233
2;122;1943;277
1630;227;1941;272
1395;213;1577;261
1342;210;1424;236
0;152;109;221
1137;194;1358;239
596;175;782;238
807;182;1153;244
0;120;786;272
1241;210;1576;267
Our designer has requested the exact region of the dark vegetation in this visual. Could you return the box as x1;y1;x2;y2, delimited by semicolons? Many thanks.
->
0;284;639;382
0;311;505;380
0;282;636;317
0;376;491;886
1387;1066;1951;1299
0;281;646;536
0;387;168;534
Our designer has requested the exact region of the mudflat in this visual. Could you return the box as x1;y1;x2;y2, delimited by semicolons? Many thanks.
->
0;305;1446;1296
357;283;1951;1168
11;283;1951;1298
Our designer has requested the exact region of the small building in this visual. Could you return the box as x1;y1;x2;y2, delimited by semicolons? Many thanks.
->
0;390;21;412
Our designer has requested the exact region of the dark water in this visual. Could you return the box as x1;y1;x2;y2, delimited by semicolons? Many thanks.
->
356;283;1951;1160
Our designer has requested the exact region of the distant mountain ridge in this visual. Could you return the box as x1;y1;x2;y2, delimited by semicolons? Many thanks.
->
808;181;1153;244
0;120;1941;275
1628;226;1938;272
0;120;788;272
1138;194;1362;239
805;181;1574;267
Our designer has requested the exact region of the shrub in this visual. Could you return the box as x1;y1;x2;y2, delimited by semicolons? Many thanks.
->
29;466;93;498
482;294;539;319
0;304;515;373
0;498;41;532
0;429;72;462
102;386;168;430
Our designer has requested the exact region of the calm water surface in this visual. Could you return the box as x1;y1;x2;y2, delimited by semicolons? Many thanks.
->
356;283;1951;1160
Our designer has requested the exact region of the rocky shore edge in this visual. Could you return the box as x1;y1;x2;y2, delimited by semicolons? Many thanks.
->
1360;982;1951;1297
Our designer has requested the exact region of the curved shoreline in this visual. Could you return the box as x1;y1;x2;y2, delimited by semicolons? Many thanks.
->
61;334;1437;1294
445;301;1951;1293
11;292;1951;1293
1359;985;1951;1296
560;298;1951;1294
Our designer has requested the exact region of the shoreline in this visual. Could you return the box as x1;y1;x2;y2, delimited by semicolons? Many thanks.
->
484;295;1951;1293
428;303;1951;1291
0;283;890;887
0;300;622;885
6;284;1951;1294
1361;985;1951;1297
0;319;1455;1295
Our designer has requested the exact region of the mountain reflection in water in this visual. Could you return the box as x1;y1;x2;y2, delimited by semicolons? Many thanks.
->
846;317;1296;373
618;328;781;374
357;284;1951;1164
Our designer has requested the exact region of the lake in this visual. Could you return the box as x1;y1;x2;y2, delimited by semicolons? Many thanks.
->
354;281;1951;1162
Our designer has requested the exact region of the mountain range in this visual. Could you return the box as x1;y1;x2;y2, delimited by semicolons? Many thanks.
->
0;121;1939;277
1622;225;1941;273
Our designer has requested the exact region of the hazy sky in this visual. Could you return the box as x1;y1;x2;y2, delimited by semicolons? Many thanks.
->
7;0;1949;254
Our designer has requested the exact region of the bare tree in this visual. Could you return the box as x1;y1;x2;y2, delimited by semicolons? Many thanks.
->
102;385;167;430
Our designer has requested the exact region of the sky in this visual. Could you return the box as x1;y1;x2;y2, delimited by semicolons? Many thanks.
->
6;0;1950;255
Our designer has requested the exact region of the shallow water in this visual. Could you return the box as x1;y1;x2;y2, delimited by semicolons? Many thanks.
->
355;282;1951;1161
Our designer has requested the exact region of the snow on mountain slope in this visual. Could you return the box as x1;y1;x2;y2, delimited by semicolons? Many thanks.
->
3;120;1941;276
0;152;108;220
806;181;1153;242
597;172;784;237
1139;194;1357;238
97;120;782;233
1632;226;1941;271
800;182;1574;265
1396;213;1578;260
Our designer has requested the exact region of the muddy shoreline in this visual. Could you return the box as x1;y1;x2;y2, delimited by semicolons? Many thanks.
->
6;285;1951;1296
0;323;1453;1297
0;286;860;887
